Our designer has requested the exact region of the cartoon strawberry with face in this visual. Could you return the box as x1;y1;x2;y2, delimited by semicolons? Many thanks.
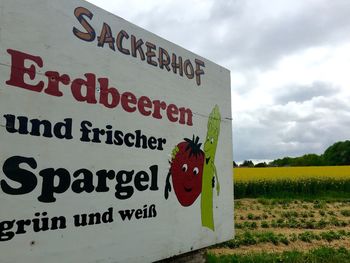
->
164;136;205;207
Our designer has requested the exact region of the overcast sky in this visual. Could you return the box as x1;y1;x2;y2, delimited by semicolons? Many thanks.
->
87;0;350;163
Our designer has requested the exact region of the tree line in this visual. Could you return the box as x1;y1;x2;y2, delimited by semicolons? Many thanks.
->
235;140;350;167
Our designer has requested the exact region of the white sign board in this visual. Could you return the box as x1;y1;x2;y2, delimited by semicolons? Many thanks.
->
0;1;233;262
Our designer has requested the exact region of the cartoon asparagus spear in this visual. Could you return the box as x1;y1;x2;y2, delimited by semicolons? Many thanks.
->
201;105;221;231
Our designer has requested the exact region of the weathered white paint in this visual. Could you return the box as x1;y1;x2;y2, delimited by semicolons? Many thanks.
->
0;0;233;262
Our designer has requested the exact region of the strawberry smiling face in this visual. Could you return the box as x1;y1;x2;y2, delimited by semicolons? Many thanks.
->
169;136;204;206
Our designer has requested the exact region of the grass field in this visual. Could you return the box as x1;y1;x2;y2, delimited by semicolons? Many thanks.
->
205;166;350;262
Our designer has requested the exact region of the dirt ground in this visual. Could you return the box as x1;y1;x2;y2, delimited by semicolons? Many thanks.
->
207;198;350;255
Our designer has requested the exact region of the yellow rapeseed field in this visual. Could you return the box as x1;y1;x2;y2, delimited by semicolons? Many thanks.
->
234;166;350;182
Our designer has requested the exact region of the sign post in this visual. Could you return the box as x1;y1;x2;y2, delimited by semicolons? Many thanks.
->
0;1;233;262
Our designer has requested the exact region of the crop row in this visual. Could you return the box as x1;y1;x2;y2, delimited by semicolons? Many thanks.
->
235;217;350;230
237;209;350;221
220;230;350;249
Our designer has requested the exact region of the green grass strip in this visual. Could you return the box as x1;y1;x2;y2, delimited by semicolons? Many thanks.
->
235;179;350;199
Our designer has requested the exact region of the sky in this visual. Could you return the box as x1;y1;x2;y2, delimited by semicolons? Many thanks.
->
87;0;350;163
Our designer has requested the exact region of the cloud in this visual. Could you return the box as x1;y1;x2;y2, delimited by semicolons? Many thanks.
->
233;0;350;69
234;95;350;162
275;82;339;104
219;0;350;70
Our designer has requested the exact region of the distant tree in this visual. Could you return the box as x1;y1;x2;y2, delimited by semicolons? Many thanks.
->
233;161;238;167
296;154;324;166
240;160;254;167
255;162;267;167
268;140;350;167
323;140;350;165
270;154;323;167
270;157;293;167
